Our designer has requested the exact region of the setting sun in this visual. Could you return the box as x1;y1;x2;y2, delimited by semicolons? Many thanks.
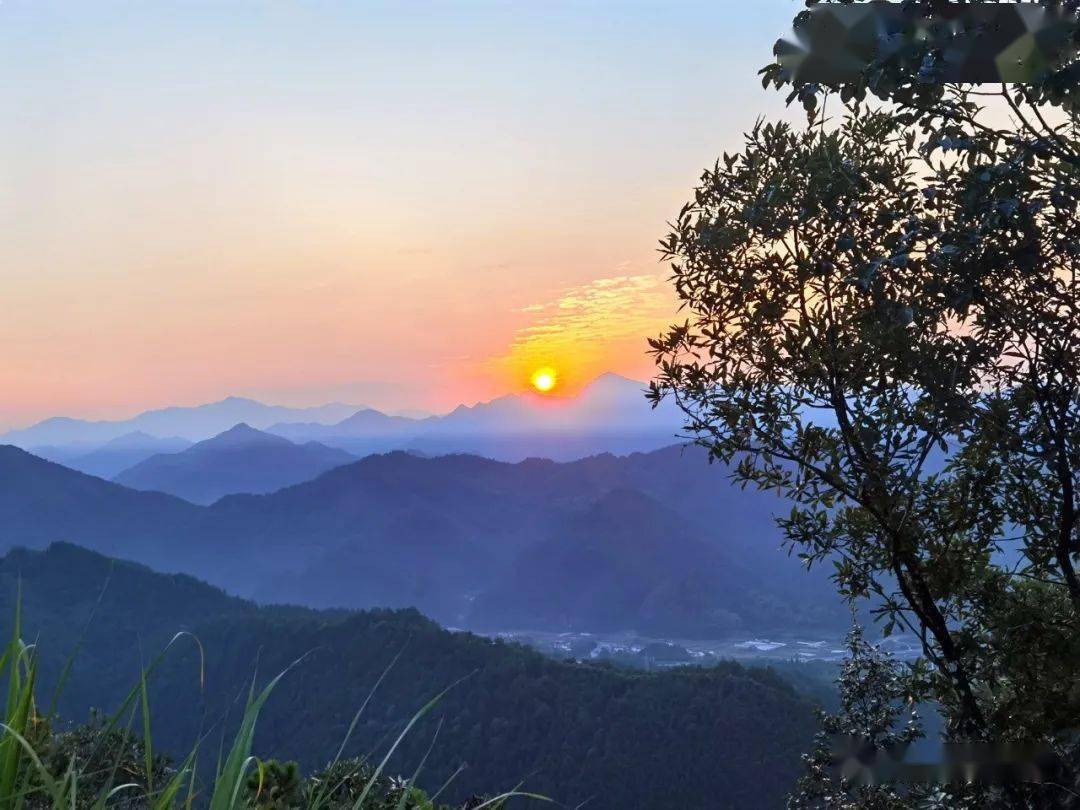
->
530;367;558;393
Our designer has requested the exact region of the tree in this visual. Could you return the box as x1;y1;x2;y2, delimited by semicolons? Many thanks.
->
649;4;1080;803
789;623;926;810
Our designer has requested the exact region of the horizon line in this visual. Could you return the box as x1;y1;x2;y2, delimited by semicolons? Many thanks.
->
1;371;651;435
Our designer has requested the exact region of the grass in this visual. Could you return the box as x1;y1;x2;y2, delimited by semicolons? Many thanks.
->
0;597;550;810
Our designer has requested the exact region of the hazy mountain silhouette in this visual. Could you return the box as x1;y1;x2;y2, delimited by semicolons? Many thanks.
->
468;488;756;636
0;441;846;636
229;442;848;631
1;398;361;447
434;373;668;433
268;373;687;461
2;374;687;464
113;423;354;504
268;408;423;453
0;445;200;570
31;431;192;478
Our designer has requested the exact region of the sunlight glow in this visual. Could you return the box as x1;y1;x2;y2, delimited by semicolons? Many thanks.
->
530;368;558;393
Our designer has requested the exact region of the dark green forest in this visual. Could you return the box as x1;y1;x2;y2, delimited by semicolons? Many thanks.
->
0;543;817;809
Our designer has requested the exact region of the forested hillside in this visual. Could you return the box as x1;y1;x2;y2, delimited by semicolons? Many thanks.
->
0;543;817;809
0;443;846;636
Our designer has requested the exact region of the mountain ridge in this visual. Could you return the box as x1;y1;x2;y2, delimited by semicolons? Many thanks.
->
0;441;847;636
4;373;685;464
267;373;686;461
0;541;817;810
113;423;355;504
30;432;193;478
4;398;363;447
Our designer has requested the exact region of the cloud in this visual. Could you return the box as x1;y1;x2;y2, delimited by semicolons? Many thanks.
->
493;273;676;389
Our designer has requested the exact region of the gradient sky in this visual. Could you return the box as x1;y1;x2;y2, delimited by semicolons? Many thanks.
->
0;0;802;428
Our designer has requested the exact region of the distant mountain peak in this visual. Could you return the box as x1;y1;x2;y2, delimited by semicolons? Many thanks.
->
112;423;354;504
102;430;158;447
587;372;644;387
217;396;262;406
4;370;678;463
337;408;412;426
578;373;648;397
1;398;366;448
200;423;292;449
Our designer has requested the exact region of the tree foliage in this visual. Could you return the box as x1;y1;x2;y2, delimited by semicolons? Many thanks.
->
789;624;926;810
651;3;1080;805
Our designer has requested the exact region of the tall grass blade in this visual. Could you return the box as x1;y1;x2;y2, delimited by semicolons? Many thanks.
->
84;704;140;810
93;782;141;809
80;631;203;771
47;562;114;719
428;763;466;805
469;792;552;809
0;724;63;809
208;654;307;810
392;718;442;810
351;670;476;810
152;746;199;810
309;644;407;810
0;590;37;810
184;744;199;810
250;758;266;804
140;663;154;798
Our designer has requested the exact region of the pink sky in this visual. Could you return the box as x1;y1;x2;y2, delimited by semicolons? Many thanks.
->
0;1;797;429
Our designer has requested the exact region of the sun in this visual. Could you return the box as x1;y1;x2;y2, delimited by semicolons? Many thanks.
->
530;367;558;393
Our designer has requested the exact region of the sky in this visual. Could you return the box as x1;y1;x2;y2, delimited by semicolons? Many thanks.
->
0;0;802;428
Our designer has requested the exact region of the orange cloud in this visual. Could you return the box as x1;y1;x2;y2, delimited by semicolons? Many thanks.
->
492;273;677;393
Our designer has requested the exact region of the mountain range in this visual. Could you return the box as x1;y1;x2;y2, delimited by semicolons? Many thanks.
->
469;488;755;637
30;431;194;478
3;398;362;447
0;441;846;637
113;423;355;504
4;374;687;464
270;373;686;460
0;543;817;809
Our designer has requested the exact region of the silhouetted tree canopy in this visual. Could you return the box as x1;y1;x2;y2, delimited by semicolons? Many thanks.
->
652;5;1080;804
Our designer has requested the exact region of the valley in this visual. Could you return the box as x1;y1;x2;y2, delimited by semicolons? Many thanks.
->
481;628;921;667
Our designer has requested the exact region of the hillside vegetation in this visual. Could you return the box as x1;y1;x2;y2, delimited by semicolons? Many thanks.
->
0;543;817;809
